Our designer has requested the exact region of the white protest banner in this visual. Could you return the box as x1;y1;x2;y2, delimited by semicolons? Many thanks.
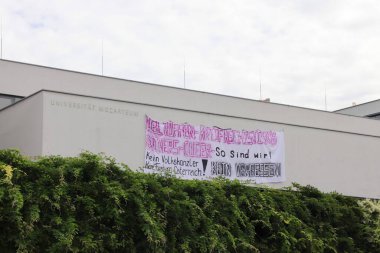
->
144;116;285;183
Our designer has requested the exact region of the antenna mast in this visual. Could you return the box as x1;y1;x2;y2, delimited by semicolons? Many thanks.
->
101;40;104;76
183;57;186;88
259;68;262;100
324;84;327;111
1;16;3;59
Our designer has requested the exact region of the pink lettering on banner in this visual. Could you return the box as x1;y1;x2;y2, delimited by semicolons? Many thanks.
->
255;131;278;145
160;138;180;155
163;121;181;137
146;116;163;135
199;126;210;141
184;141;212;158
233;130;242;144
246;131;254;145
217;128;224;142
199;126;277;146
200;126;218;142
240;131;248;144
146;134;158;151
182;124;196;139
256;130;262;144
224;129;235;144
163;121;197;139
146;135;180;155
268;131;278;145
209;128;218;142
146;116;278;160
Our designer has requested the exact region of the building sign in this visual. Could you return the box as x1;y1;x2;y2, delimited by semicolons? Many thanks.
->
144;116;285;183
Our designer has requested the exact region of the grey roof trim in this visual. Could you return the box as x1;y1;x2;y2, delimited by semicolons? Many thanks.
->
0;58;345;114
2;89;379;139
2;59;380;122
334;98;380;112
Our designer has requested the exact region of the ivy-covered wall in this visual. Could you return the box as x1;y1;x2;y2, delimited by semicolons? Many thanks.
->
0;149;379;253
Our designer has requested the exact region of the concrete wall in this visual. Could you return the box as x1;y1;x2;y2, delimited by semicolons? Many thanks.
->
2;60;380;198
31;90;380;199
0;92;44;157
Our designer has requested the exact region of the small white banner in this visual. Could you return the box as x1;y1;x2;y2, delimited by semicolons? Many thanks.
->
143;116;285;183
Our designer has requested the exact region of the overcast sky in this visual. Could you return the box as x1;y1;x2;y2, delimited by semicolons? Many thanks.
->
1;0;380;111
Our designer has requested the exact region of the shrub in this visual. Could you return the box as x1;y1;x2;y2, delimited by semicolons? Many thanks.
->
0;149;379;252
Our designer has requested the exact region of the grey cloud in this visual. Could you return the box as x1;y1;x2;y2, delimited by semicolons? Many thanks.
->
2;0;380;111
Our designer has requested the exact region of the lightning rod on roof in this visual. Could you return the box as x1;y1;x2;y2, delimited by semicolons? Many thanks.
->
183;57;186;88
101;39;104;76
324;84;327;111
1;15;3;59
259;67;262;100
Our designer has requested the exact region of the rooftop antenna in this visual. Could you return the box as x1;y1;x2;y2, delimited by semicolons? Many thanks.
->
324;84;327;111
101;39;104;76
1;15;3;59
183;57;186;88
259;67;262;100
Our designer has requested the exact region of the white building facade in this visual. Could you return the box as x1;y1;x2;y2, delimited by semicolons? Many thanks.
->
1;60;380;198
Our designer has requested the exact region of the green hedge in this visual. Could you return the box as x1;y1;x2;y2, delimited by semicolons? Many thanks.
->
1;149;380;253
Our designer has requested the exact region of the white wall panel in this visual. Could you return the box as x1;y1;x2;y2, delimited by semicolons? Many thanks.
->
41;91;380;199
0;93;43;156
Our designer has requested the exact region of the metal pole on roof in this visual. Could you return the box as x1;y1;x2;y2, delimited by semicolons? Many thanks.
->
101;39;104;76
259;67;262;100
1;16;3;59
183;57;186;88
325;84;327;111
